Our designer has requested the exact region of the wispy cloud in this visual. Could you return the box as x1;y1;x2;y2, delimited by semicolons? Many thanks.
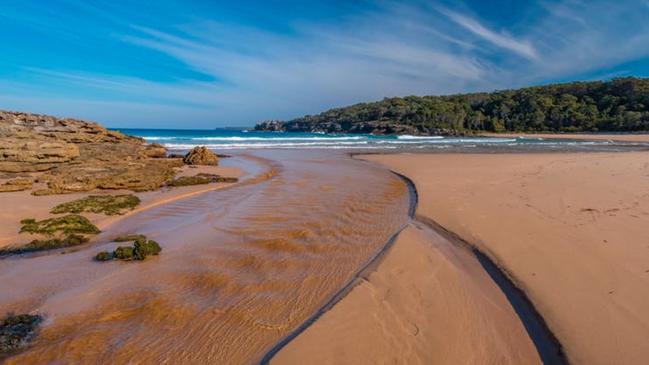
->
438;7;538;60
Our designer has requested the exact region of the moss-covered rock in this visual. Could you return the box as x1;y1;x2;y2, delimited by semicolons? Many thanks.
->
167;173;238;187
0;313;43;357
51;194;141;216
94;251;113;261
96;235;162;262
133;239;162;260
0;234;88;256
113;246;134;260
113;234;146;242
19;214;100;236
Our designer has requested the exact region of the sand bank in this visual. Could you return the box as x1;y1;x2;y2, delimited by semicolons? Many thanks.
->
0;163;241;248
359;152;649;364
272;223;541;365
482;132;649;143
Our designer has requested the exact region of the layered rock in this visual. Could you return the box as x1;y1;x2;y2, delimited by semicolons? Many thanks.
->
0;110;181;195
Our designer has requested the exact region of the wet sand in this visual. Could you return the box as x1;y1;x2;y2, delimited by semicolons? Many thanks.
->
362;152;649;365
272;223;541;365
1;150;410;364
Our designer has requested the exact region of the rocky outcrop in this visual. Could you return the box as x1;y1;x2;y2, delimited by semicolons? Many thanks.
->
0;110;181;195
183;146;219;166
254;119;463;136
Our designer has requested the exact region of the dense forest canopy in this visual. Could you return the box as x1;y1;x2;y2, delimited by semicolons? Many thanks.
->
262;78;649;133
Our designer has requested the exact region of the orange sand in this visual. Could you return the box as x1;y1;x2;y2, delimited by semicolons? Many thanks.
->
359;152;649;365
272;224;540;365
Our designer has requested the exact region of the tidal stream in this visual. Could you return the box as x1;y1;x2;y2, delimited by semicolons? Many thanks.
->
1;150;409;364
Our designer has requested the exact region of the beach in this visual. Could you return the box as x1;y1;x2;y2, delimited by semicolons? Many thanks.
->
343;151;649;364
3;120;649;364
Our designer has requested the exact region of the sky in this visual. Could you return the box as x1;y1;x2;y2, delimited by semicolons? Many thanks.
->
1;0;649;128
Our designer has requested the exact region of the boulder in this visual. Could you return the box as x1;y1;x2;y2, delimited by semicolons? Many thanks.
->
183;146;219;166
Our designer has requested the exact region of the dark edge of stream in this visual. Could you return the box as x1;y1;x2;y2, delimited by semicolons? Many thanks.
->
413;216;569;365
258;172;417;365
260;169;568;365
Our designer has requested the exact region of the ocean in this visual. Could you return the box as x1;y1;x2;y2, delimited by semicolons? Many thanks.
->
115;128;633;151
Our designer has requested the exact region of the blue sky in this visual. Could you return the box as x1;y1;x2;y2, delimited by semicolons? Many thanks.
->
1;0;649;128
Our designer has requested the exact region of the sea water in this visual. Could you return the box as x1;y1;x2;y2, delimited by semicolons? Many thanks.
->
115;128;639;151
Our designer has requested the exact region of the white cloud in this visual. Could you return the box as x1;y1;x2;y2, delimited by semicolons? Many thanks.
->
439;7;538;60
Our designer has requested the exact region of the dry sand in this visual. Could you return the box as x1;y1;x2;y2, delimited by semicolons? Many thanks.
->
272;224;541;365
357;152;649;365
482;132;649;143
0;164;241;248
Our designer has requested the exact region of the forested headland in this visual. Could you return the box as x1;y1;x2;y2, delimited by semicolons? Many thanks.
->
255;78;649;135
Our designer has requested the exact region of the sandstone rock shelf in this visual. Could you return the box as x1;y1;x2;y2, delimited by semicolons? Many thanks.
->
0;110;182;195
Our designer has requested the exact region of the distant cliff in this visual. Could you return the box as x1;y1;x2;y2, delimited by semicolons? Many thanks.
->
255;78;649;135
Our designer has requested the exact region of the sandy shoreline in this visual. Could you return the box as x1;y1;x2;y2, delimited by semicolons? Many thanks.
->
353;151;649;364
482;132;649;143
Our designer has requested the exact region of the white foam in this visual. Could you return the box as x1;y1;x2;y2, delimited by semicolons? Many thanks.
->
189;136;364;141
396;135;444;140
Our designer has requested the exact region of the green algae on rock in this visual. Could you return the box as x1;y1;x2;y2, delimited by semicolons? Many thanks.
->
94;251;113;261
96;235;162;262
0;313;43;358
0;234;88;256
113;246;135;260
167;173;238;187
19;214;100;236
133;238;162;260
113;234;147;242
51;194;141;215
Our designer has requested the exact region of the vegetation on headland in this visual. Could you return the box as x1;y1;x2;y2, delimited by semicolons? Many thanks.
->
51;194;141;216
255;78;649;134
95;234;162;262
0;313;43;357
19;215;100;236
